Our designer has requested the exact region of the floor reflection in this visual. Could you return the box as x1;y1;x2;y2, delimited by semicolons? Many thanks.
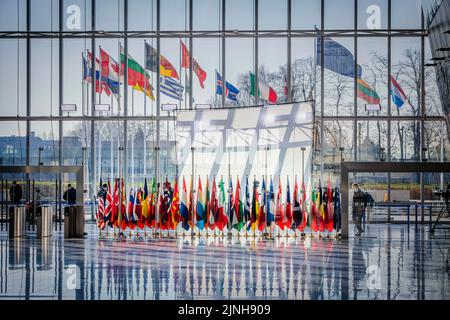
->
0;224;449;300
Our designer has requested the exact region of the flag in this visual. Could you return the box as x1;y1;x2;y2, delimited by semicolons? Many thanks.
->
180;40;207;88
249;177;259;231
188;175;196;228
275;178;284;230
180;176;189;230
292;176;302;230
258;177;267;232
99;48;120;96
249;72;278;104
96;179;106;230
160;75;184;100
86;50;111;96
111;178;119;227
267;177;275;226
141;178;149;223
216;177;228;231
149;177;157;228
228;178;235;230
160;178;172;230
145;42;179;80
310;186;318;232
244;176;251;228
285;177;292;229
103;179;112;226
357;78;380;104
233;177;243;231
317;185;324;232
210;176;218;231
120;46;155;100
390;76;407;108
205;176;214;230
333;186;341;232
119;178;128;230
170;179;181;229
301;180;308;229
215;71;239;102
135;188;144;229
325;179;334;232
82;53;92;82
196;176;205;230
316;35;362;78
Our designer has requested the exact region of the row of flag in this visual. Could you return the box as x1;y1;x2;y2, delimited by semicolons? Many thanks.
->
96;175;342;235
319;35;408;108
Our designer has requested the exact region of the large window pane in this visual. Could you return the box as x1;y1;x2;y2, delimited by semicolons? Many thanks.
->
0;121;26;166
258;38;287;104
391;38;422;117
226;0;254;30
31;39;59;116
291;0;321;30
258;0;287;30
390;120;420;161
63;0;92;32
161;0;188;31
391;0;422;29
225;38;254;107
95;0;124;31
31;0;59;31
0;0;26;31
357;121;387;161
0;39;26;116
357;37;388;116
291;38;317;102
193;0;221;31
30;121;60;166
324;0;354;30
127;0;156;31
323;38;354;116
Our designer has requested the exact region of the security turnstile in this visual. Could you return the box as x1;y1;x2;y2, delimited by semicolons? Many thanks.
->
64;205;84;238
9;206;26;238
36;206;53;238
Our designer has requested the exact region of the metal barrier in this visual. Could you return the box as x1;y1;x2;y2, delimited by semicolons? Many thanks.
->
64;206;84;238
9;206;26;238
36;206;53;238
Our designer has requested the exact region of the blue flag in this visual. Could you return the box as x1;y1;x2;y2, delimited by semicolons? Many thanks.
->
216;71;239;102
160;75;184;101
316;35;362;78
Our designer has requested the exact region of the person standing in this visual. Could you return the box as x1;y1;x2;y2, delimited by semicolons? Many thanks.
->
9;181;23;205
352;183;365;236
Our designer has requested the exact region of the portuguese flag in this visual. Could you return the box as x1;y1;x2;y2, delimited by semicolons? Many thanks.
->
120;46;155;100
250;72;277;104
357;78;380;104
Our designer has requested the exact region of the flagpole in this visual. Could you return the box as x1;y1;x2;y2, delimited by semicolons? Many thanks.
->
110;94;114;182
143;40;147;181
131;87;135;189
98;46;102;203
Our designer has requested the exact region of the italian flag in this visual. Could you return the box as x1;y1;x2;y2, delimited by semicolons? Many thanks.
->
250;72;278;104
357;78;380;104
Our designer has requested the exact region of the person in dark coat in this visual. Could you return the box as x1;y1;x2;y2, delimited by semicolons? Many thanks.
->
9;181;23;205
63;184;77;205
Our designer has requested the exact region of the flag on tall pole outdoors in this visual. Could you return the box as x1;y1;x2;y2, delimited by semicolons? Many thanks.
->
180;40;207;88
180;176;189;231
390;75;408;108
145;42;179;80
258;177;267;232
160;75;184;101
249;71;278;104
120;46;155;100
86;50;111;95
316;34;362;78
99;48;120;97
196;176;205;230
215;71;239;102
285;177;293;229
357;78;380;104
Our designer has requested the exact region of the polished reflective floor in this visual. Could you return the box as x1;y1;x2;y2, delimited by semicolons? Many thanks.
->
0;223;449;300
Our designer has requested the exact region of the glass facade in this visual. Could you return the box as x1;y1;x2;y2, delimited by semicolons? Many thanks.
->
0;0;448;221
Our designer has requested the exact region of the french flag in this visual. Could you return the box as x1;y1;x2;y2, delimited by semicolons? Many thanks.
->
390;76;407;108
